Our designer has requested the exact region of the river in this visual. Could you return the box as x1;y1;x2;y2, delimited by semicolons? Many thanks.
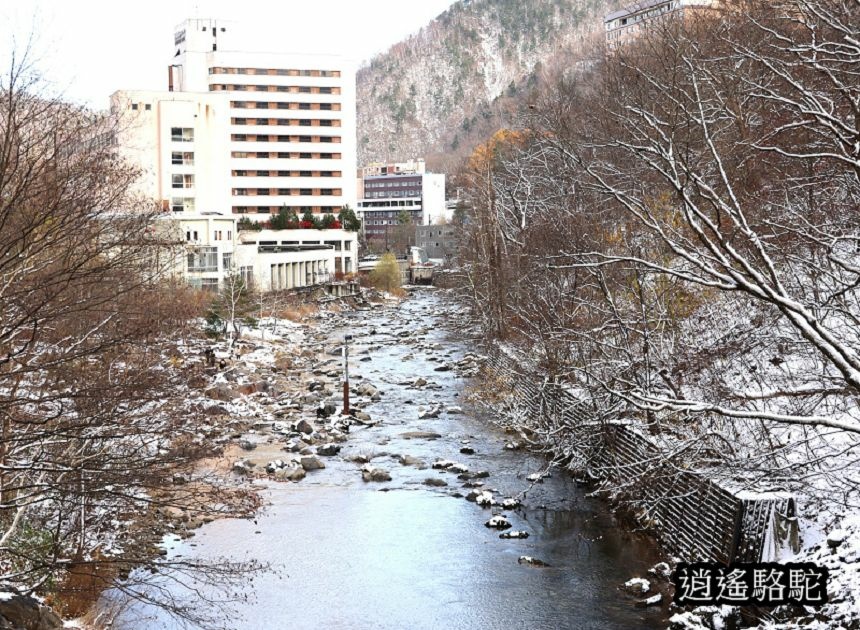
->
113;290;668;630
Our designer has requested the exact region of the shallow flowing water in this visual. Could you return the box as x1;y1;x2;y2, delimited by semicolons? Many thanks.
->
114;290;668;630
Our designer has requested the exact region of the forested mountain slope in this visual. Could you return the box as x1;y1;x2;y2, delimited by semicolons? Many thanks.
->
356;0;612;167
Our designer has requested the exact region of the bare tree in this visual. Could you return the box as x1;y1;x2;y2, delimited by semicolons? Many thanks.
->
456;0;860;515
0;52;260;626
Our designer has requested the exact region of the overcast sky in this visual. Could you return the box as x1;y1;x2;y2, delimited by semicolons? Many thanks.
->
0;0;457;109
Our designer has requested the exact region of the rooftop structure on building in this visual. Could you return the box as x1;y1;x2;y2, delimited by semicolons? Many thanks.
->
604;0;714;48
359;158;426;178
112;17;357;222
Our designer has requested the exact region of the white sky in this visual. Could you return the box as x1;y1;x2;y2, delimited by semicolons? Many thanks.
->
0;0;457;109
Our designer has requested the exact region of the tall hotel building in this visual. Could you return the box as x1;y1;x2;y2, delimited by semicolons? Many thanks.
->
112;18;357;219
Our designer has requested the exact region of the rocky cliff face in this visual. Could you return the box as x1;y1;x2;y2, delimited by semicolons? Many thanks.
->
356;0;611;166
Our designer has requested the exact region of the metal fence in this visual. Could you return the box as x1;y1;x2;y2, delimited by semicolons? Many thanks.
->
483;344;797;563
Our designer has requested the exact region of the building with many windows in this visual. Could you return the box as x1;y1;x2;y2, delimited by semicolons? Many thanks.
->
159;213;353;292
355;159;446;242
238;228;357;276
604;0;714;49
112;17;356;221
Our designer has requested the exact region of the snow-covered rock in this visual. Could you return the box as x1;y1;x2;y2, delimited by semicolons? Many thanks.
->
475;491;495;507
518;556;549;567
361;465;391;482
485;515;511;529
637;593;662;607
624;577;651;594
827;528;847;547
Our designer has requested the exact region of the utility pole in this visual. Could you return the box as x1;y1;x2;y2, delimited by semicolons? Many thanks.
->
341;334;353;415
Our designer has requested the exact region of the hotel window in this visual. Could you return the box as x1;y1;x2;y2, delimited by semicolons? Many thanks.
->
172;174;194;189
171;151;194;165
300;188;312;195
187;246;218;272
222;252;233;270
299;119;311;126
299;103;310;110
171;197;194;212
299;152;311;158
171;127;194;142
320;103;332;110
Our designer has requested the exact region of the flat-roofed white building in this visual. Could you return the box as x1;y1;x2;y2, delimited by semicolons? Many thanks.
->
238;228;358;275
234;242;335;292
112;17;356;222
159;213;352;292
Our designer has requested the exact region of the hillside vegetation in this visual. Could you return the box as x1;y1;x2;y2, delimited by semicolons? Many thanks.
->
356;0;612;168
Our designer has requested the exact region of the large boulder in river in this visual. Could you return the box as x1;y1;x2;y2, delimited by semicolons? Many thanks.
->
300;456;325;471
294;419;314;435
354;382;379;397
274;466;306;482
361;465;391;482
485;516;512;529
518;556;550;567
316;403;337;418
316;443;341;457
232;460;254;475
418;405;442;419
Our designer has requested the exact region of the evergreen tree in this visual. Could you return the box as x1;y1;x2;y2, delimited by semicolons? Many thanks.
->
338;205;362;231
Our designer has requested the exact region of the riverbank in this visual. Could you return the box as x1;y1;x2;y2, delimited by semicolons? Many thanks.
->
90;288;669;630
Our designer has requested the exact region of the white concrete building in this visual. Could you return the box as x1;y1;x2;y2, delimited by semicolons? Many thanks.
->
164;212;239;291
160;213;356;292
235;243;335;292
113;17;356;221
238;228;358;275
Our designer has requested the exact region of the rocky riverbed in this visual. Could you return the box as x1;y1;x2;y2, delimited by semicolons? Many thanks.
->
102;288;671;630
